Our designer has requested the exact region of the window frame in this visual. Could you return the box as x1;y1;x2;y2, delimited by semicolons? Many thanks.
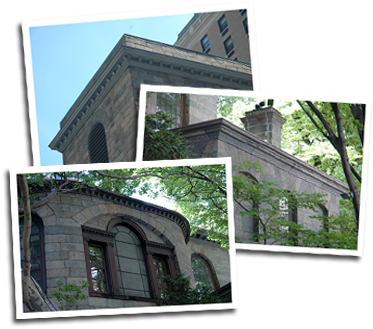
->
243;17;248;35
200;34;211;53
82;218;176;300
88;122;109;163
19;212;47;293
223;36;235;58
191;253;219;291
156;93;187;128
218;14;228;36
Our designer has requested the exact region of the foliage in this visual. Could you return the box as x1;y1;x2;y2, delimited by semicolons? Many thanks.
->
233;159;357;249
51;280;89;311
155;273;222;306
143;111;193;161
278;101;363;186
23;164;229;247
217;95;256;128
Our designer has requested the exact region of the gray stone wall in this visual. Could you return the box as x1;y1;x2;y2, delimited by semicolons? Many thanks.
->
62;67;138;164
180;119;348;244
33;189;195;309
145;92;217;126
188;94;217;125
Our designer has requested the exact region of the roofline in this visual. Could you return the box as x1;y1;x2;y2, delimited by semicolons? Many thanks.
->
30;183;191;243
49;34;252;153
178;118;349;194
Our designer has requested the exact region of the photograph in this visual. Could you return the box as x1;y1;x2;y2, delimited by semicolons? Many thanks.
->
22;5;252;166
138;86;369;255
11;158;236;319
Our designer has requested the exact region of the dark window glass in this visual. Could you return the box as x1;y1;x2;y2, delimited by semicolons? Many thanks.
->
191;255;216;291
243;17;248;35
88;122;109;163
239;9;247;15
223;36;234;57
153;255;168;294
218;15;228;34
156;93;185;128
88;245;108;292
19;216;46;292
200;34;210;52
112;225;151;298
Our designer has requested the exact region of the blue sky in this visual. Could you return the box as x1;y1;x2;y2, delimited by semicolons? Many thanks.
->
29;13;194;166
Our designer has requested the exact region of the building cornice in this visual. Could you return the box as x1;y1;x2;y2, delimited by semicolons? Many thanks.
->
49;34;252;153
31;183;191;243
179;118;349;194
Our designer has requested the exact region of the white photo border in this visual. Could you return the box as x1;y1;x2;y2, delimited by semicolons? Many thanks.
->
138;83;371;257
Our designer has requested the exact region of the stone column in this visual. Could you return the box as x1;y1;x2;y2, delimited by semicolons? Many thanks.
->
240;106;286;148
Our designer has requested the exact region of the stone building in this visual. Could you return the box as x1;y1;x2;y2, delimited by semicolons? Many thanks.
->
49;34;252;164
20;182;231;311
175;9;251;64
145;94;349;244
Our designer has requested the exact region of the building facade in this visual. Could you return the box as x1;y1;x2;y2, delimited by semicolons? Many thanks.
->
21;183;231;311
175;10;250;64
49;34;252;165
145;94;349;244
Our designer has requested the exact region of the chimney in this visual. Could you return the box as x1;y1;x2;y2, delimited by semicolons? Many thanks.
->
240;106;286;148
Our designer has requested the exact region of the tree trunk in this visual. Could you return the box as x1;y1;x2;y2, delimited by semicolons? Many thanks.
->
331;103;360;228
18;174;58;312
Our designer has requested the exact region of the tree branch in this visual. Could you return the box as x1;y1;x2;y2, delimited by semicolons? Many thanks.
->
331;103;360;227
18;174;31;278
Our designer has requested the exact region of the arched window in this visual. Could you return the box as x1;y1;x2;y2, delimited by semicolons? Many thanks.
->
88;122;109;163
111;225;151;298
82;218;176;299
191;254;218;291
19;213;46;292
279;194;298;244
237;171;260;242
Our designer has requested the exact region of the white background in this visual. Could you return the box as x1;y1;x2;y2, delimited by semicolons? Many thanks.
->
2;0;372;328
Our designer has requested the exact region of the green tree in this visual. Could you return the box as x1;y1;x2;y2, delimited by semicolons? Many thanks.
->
274;100;363;227
217;95;256;128
17;164;230;311
143;111;193;161
233;159;357;249
51;280;89;311
155;273;222;306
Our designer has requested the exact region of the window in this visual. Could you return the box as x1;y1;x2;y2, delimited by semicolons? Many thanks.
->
88;122;109;163
82;218;176;300
88;244;108;293
218;15;228;36
152;255;169;296
112;225;151;298
156;93;186;128
200;34;210;53
223;36;234;58
239;9;247;15
191;254;218;291
19;213;46;293
279;196;298;243
243;17;248;35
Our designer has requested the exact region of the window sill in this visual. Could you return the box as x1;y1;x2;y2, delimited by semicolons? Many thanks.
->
226;49;235;58
89;290;155;303
220;28;228;37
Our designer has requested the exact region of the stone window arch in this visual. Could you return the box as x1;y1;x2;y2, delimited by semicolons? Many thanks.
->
191;253;219;291
237;171;260;242
19;212;46;293
82;217;176;300
88;122;109;163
